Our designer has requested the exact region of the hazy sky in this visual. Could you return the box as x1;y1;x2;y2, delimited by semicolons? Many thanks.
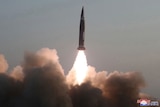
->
0;0;160;98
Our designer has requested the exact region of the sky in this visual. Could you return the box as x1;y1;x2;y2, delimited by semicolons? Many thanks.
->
0;0;160;98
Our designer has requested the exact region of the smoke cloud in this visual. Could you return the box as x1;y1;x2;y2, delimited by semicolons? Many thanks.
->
0;48;72;107
67;66;146;107
0;48;147;107
0;54;8;73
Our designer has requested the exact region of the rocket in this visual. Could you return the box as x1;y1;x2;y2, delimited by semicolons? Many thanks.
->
77;7;85;50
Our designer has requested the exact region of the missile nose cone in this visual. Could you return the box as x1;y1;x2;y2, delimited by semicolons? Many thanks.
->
81;6;84;18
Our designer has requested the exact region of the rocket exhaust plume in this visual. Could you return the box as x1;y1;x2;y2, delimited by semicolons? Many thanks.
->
73;50;88;85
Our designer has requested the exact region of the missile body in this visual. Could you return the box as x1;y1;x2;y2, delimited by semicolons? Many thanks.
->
77;7;85;50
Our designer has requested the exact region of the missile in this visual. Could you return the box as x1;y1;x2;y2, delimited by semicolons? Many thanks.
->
77;7;85;50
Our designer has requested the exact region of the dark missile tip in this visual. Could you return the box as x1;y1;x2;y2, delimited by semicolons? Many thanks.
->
81;6;84;17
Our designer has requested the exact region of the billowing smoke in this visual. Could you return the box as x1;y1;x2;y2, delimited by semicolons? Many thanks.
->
67;66;145;107
0;54;8;73
0;48;147;107
0;48;72;107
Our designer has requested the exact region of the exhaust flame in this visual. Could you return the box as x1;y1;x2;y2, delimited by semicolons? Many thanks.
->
73;50;88;85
